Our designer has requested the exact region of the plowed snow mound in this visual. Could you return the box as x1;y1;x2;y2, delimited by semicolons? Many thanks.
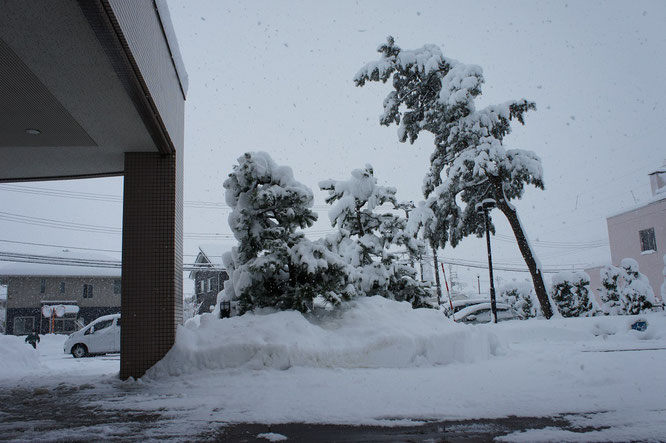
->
147;296;502;378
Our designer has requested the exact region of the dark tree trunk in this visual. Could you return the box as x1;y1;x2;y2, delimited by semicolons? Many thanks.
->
493;191;553;319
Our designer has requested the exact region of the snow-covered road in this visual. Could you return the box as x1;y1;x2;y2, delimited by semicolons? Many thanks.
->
1;299;665;442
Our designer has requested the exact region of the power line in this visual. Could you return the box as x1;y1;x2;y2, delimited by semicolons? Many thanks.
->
0;251;218;272
0;239;121;254
0;200;611;250
492;233;608;249
0;239;199;257
0;210;339;240
425;254;585;274
0;183;358;211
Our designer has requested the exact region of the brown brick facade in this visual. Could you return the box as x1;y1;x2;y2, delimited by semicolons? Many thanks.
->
120;152;183;379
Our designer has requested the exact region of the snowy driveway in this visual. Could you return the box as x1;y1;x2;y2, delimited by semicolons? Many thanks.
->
1;305;666;442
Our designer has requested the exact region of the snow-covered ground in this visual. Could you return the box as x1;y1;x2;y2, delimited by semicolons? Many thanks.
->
1;297;666;442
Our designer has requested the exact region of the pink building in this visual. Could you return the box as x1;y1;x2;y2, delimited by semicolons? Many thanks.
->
587;164;666;303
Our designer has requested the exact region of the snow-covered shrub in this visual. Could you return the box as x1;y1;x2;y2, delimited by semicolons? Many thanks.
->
498;281;537;318
550;271;596;317
222;152;351;314
620;258;655;315
600;264;623;315
599;260;656;315
320;165;432;308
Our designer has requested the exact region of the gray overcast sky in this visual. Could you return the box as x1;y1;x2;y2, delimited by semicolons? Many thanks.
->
1;0;665;295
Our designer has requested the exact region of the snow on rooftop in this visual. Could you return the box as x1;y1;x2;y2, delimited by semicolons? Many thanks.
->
648;159;666;175
606;193;666;219
0;249;121;278
197;242;235;267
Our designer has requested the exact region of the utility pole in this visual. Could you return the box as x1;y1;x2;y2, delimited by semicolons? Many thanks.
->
433;246;442;306
476;199;498;324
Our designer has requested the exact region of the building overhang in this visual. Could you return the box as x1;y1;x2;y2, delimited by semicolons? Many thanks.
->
0;0;185;182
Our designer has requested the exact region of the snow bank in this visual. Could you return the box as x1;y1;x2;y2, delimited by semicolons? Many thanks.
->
147;297;502;378
0;335;42;377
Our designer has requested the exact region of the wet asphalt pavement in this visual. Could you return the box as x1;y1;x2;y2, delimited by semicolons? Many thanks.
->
0;384;608;442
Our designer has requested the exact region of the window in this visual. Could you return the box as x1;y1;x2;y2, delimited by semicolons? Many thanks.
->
82;284;94;299
113;279;121;294
60;282;66;295
40;278;46;293
208;277;215;292
199;281;205;294
85;318;113;335
94;319;113;331
639;228;657;252
14;316;35;335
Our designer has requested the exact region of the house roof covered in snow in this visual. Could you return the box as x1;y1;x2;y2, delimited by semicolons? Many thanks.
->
0;250;121;278
606;193;666;219
188;243;234;279
648;164;666;175
197;243;234;267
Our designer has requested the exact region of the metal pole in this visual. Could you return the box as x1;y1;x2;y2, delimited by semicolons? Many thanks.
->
484;209;498;324
441;263;454;315
477;275;480;295
432;246;442;306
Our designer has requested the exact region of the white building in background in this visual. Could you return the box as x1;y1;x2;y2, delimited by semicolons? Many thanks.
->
586;163;666;302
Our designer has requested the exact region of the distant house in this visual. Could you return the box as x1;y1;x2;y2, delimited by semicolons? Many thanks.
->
586;164;666;303
189;244;230;315
0;250;121;335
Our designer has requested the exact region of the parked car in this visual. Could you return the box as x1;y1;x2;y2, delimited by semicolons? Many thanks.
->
442;298;491;317
63;313;120;358
453;302;523;324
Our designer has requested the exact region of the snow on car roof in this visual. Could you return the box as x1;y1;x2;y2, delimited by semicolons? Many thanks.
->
90;313;121;323
453;302;511;321
451;298;491;308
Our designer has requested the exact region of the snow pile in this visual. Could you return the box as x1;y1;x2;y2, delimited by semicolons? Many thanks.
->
146;296;502;378
0;334;42;377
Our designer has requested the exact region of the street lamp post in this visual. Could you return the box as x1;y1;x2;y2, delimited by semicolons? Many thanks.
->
476;199;498;324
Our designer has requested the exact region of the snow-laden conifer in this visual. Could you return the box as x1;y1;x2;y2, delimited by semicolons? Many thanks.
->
498;281;537;319
599;265;623;315
619;258;655;315
355;36;552;318
222;152;350;314
599;260;655;315
550;271;596;317
319;165;431;308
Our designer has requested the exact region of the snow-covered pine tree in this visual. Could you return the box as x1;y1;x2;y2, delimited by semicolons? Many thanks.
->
498;281;537;319
402;200;444;305
222;152;350;314
319;165;432;308
599;264;623;315
550;271;595;317
619;258;655;315
355;36;552;318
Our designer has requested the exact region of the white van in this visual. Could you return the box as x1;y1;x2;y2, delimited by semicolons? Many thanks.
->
63;313;120;358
